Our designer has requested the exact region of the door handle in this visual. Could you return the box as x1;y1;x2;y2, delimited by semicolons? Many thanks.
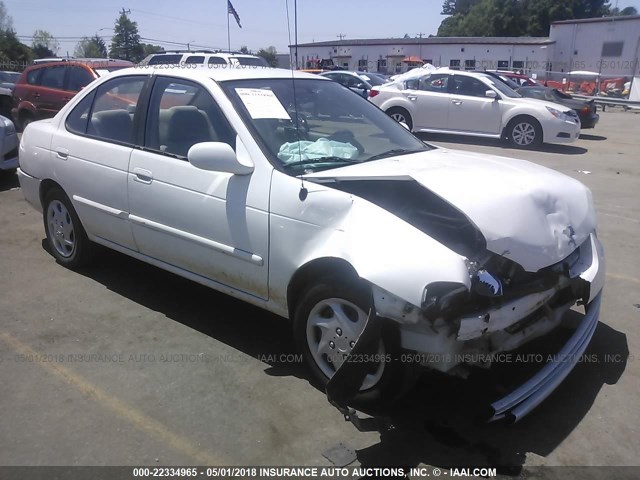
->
33;93;41;98
407;95;418;101
452;99;463;105
55;148;69;160
133;167;153;184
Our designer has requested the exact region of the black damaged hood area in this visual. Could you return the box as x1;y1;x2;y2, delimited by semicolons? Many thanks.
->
328;179;487;258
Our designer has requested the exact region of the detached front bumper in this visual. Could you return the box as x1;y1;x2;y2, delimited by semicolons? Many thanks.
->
489;292;601;422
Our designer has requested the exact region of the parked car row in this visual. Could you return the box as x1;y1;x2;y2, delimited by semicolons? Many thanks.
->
10;58;134;131
367;69;581;148
16;65;604;421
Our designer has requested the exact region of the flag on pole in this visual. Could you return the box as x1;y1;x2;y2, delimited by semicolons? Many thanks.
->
228;1;242;28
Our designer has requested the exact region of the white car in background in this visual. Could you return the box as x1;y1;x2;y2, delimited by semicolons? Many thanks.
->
369;69;581;148
319;70;387;97
139;50;270;68
17;67;604;422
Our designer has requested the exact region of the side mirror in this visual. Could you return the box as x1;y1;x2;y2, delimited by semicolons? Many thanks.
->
187;142;254;175
485;90;498;99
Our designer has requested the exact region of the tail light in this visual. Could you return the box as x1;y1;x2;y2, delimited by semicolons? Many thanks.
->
581;106;591;114
368;89;379;98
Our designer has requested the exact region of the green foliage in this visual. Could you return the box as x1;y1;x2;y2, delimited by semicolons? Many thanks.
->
74;35;108;58
438;0;612;37
610;5;638;15
0;29;32;65
0;2;32;66
256;46;278;67
32;29;59;54
141;43;163;56
239;45;251;54
110;10;144;62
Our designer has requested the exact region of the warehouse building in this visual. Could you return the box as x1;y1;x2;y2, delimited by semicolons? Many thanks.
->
289;14;640;80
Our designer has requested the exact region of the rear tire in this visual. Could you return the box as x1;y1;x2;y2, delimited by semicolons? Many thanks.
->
19;112;35;132
42;187;94;269
386;107;413;131
293;276;416;406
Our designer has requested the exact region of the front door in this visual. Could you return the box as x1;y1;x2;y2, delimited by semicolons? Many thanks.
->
448;75;502;134
127;76;270;299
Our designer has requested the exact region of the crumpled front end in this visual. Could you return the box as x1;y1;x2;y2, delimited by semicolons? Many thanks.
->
374;231;604;421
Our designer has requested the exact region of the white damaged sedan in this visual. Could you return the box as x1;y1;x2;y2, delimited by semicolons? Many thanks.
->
17;67;604;422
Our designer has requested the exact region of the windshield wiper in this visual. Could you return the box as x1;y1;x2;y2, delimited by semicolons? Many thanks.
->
283;157;360;169
365;148;425;162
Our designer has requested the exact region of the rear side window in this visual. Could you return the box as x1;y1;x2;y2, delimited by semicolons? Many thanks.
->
67;66;95;91
65;91;96;134
185;56;204;64
145;77;235;157
208;57;227;66
86;76;146;144
232;56;269;67
148;55;183;65
416;74;449;92
40;66;66;90
26;69;42;85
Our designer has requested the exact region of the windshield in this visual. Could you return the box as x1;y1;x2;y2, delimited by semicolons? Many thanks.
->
360;74;384;86
486;78;521;98
0;72;19;82
232;56;269;67
221;78;430;173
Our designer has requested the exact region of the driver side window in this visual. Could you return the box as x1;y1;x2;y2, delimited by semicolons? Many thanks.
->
145;77;235;158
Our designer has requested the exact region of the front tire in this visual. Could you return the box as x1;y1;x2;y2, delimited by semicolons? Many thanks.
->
43;188;93;269
506;116;542;148
293;276;415;406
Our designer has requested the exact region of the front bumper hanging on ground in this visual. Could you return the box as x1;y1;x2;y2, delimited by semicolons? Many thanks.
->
488;292;602;423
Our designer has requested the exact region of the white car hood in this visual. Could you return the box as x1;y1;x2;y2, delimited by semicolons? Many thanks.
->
307;148;596;271
509;96;575;113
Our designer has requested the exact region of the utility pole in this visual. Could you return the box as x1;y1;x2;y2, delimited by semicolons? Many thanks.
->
294;0;298;69
337;33;346;41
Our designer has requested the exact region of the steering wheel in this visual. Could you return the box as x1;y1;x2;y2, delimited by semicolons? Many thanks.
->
282;113;310;141
328;129;365;154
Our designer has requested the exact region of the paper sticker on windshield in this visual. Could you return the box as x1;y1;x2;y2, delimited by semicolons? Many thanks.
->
235;88;291;120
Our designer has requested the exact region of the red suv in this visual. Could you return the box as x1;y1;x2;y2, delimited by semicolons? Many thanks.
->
11;59;134;130
490;70;539;87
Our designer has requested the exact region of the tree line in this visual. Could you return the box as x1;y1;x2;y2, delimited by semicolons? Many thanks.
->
437;0;638;37
0;4;279;69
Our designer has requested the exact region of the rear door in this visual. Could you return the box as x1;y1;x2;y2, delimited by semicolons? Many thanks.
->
52;75;148;250
448;75;501;134
34;65;68;118
406;73;451;130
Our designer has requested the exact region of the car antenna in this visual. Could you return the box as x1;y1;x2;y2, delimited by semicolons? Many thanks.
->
286;0;307;201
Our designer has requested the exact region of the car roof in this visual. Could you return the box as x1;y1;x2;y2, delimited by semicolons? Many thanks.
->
409;68;492;81
28;59;134;70
106;66;326;82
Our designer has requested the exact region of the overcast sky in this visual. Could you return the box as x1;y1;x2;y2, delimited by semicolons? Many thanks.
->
6;0;640;56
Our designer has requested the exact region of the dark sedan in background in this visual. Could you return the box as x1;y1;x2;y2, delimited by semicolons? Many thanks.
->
518;86;599;129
